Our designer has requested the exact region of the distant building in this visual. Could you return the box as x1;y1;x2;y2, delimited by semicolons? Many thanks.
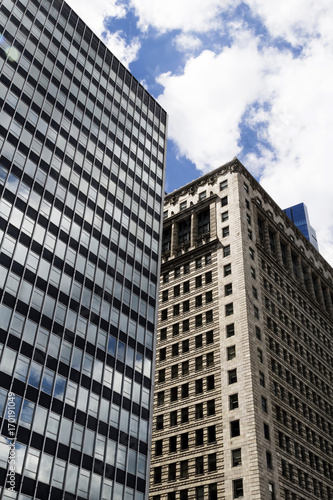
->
284;203;319;251
0;0;167;499
150;158;333;500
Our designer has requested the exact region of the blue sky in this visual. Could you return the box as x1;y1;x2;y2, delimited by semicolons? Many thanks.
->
68;0;333;265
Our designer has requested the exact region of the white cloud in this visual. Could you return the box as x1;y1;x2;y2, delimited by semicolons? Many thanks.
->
129;0;234;33
66;0;140;67
173;34;203;53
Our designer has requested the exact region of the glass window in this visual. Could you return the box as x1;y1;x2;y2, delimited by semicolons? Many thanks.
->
232;448;242;466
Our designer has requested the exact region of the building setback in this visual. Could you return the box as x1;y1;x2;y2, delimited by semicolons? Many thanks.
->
150;158;333;500
0;0;167;498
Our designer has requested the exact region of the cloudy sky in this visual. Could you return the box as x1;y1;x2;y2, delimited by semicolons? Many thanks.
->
66;0;333;265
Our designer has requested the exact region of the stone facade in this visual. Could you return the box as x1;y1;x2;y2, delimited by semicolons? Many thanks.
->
149;158;333;500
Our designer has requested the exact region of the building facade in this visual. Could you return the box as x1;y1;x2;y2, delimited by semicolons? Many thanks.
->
150;158;333;500
0;0;167;498
284;203;319;251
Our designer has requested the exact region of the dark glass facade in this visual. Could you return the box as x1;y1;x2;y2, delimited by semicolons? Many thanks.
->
0;0;166;498
284;203;318;251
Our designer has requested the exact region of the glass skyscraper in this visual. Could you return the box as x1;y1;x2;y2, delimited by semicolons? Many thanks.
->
284;203;319;251
0;0;167;498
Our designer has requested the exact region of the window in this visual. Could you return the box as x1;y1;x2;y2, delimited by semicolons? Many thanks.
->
225;283;233;296
154;467;162;484
252;286;258;299
156;414;164;430
173;323;179;336
199;191;206;200
205;271;212;283
223;244;231;257
259;372;265;387
183;319;189;332
162;290;168;302
195;295;203;308
207;425;216;443
172;343;179;356
181;433;188;450
229;394;239;410
233;479;244;498
157;391;164;406
256;326;261;340
196;456;204;475
180;460;188;479
196;334;203;348
227;345;236;361
232;448;242;467
226;303;234;316
206;352;214;366
168;463;176;481
170;387;178;401
264;423;270;440
209;483;217;500
207;399;216;416
206;290;213;303
257;348;263;362
182;383;189;398
183;280;190;293
221;195;228;207
206;310;213;323
230;420;240;437
160;328;167;340
224;264;231;276
182;339;189;353
184;263;190;274
160;348;166;361
198;209;210;235
205;253;212;264
181;407;189;423
158;369;165;383
220;179;228;190
246;213;251;224
251;267;256;279
161;309;168;321
195;276;202;288
254;306;259;319
196;314;203;327
183;300;190;312
195;403;203;419
196;356;203;371
226;323;235;337
229;369;237;384
178;218;191;244
206;330;214;344
180;201;187;210
155;440;163;456
175;267;181;278
268;483;275;500
196;379;203;394
244;182;249;193
207;375;215;391
222;211;229;222
196;486;204;500
163;272;169;283
261;396;268;412
222;226;230;237
173;304;180;316
169;435;177;452
249;247;255;260
196;257;202;269
180;491;188;500
182;361;189;375
208;453;217;472
196;428;204;446
171;364;178;379
174;285;180;297
266;451;273;469
170;411;177;427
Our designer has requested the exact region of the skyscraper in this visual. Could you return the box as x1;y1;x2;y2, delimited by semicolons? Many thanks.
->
284;203;319;251
0;0;166;498
150;158;333;500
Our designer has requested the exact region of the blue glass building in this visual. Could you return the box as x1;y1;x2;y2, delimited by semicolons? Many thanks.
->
283;203;319;251
0;0;167;498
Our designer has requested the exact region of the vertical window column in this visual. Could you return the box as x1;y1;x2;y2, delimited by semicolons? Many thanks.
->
314;276;325;307
305;267;316;300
